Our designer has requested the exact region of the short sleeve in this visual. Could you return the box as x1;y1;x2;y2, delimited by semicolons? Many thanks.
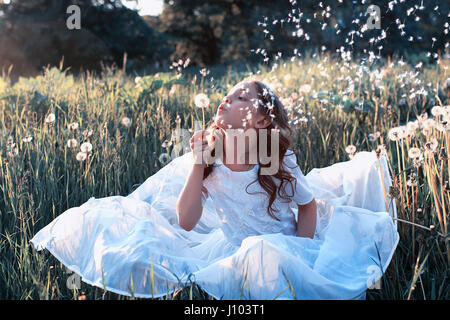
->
282;150;314;205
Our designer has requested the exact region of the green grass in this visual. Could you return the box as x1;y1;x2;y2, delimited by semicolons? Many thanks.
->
0;50;448;299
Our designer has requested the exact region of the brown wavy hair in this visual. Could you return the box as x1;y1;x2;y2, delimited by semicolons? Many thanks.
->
202;78;300;221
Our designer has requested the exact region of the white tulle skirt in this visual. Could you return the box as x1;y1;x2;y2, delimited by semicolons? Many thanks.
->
30;151;399;300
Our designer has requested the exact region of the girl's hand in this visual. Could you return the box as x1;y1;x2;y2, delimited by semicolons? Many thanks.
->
190;130;212;168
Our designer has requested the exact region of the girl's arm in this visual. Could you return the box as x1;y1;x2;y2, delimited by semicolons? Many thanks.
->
176;163;205;231
296;198;317;239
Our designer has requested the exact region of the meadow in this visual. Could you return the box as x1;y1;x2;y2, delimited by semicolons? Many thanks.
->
0;50;448;299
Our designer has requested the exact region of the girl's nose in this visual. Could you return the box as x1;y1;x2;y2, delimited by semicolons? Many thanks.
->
223;97;231;104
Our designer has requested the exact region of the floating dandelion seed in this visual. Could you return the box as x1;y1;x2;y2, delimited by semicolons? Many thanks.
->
45;113;55;123
121;117;132;128
80;142;93;153
76;152;87;162
67;139;78;149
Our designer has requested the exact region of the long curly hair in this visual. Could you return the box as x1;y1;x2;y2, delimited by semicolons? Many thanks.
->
202;79;300;221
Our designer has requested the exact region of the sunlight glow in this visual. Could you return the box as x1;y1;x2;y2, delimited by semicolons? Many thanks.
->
122;0;164;16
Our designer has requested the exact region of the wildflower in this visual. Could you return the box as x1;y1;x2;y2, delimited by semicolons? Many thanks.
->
406;120;419;134
68;122;79;130
408;147;422;159
45;113;55;123
76;152;87;162
134;76;142;84
194;93;210;108
422;119;436;130
417;112;428;124
388;127;403;141
80;142;93;153
67;139;78;148
22;136;33;143
121;117;132;128
345;144;356;154
431;105;445;117
158;153;171;165
424;138;438;155
435;120;450;132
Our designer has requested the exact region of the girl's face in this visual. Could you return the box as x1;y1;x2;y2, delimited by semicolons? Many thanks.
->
214;82;262;130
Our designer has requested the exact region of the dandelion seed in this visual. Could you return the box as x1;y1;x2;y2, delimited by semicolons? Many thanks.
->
45;113;55;123
76;152;87;162
408;147;422;159
424;139;438;154
194;93;210;108
431;105;444;117
388;127;403;141
67;138;78;149
68;122;79;130
80;142;93;153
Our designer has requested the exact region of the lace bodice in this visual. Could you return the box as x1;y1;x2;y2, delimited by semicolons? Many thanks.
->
201;149;315;245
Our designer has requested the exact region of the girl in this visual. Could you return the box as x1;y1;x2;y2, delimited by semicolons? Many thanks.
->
177;79;317;240
30;79;399;300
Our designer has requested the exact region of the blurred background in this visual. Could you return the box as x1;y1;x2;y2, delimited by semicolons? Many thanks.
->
0;0;448;81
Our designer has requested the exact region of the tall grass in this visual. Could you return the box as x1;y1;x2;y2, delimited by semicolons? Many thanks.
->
0;50;448;299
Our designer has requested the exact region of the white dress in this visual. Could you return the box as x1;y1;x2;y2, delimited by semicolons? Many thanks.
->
30;149;399;300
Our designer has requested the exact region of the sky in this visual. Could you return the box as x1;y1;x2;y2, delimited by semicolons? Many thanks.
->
122;0;164;16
